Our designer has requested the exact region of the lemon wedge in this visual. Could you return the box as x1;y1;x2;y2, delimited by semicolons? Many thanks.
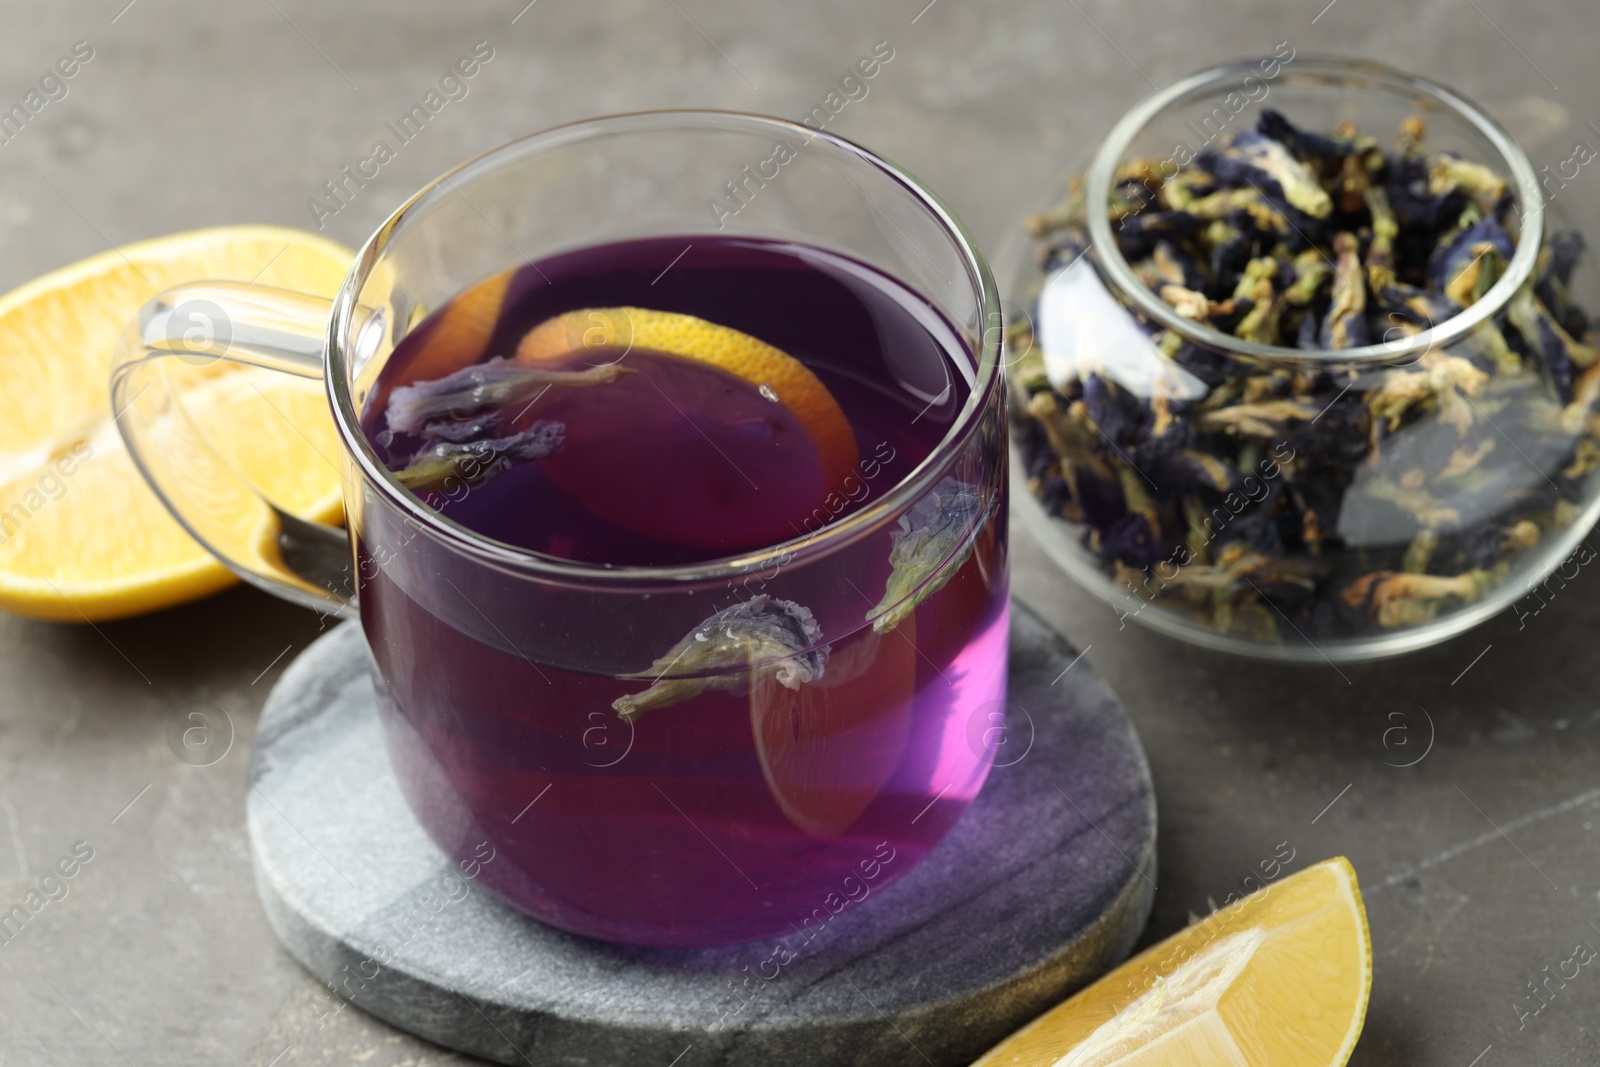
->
973;857;1371;1067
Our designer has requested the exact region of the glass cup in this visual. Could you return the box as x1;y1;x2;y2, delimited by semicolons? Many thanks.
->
111;111;1009;947
1006;56;1600;662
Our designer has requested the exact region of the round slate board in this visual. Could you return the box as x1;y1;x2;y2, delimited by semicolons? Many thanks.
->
248;601;1156;1067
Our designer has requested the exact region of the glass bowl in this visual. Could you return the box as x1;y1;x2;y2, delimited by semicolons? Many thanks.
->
1005;54;1600;661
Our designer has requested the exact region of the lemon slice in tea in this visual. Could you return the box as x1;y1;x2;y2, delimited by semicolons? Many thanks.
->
751;623;916;835
516;306;861;551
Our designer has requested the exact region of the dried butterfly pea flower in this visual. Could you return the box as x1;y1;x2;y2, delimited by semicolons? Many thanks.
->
1204;219;1254;291
1160;284;1218;322
611;596;828;721
381;340;639;494
1283;250;1332;307
421;413;507;443
1158;168;1219;211
1152;241;1206;291
1232;257;1285;344
1115;211;1206;260
1387;153;1471;235
1319;234;1371;349
1397;115;1428;155
1363;187;1400;295
1258;108;1351;164
393;421;567;492
1426;154;1508;209
1199;131;1335;219
1109;178;1160;219
1012;103;1600;642
1536;232;1589;337
1435;216;1515;307
386;355;634;434
1198;399;1319;437
1341;569;1494;627
867;479;986;634
1367;351;1489;438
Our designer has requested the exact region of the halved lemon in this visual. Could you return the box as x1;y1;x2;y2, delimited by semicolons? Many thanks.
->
973;857;1371;1067
0;225;352;621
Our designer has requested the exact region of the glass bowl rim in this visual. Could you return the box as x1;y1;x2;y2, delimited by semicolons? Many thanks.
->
1082;53;1544;365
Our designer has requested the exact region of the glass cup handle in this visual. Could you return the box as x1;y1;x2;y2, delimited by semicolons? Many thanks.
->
110;281;358;617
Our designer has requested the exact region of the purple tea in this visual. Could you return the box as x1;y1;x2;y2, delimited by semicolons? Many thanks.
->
359;235;1008;946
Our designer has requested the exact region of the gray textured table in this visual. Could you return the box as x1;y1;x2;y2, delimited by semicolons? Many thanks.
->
0;2;1596;1065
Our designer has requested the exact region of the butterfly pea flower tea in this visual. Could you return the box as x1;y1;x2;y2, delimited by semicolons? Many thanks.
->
360;234;1008;945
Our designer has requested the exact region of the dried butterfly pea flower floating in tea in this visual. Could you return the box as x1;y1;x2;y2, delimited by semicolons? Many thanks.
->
391;419;568;493
1012;101;1600;648
610;596;829;721
867;479;987;634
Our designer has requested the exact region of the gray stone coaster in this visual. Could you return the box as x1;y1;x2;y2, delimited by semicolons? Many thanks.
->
248;602;1156;1067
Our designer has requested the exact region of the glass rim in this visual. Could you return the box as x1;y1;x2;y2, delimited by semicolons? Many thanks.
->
1083;53;1545;365
326;109;1003;587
